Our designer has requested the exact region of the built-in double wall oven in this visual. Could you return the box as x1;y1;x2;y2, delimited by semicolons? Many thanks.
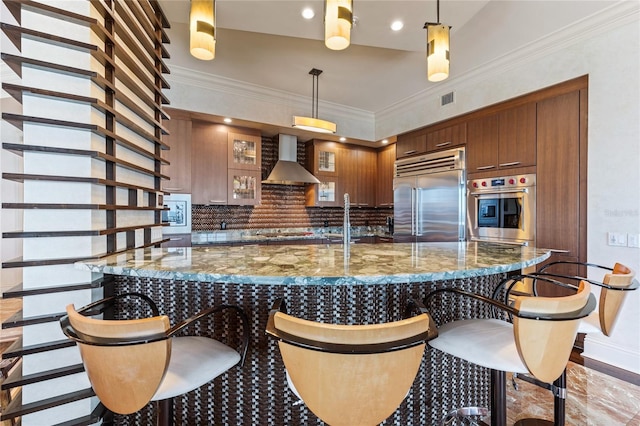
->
467;174;536;245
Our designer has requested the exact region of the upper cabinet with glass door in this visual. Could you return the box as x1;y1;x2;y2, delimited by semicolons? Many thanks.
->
306;140;340;177
228;132;261;170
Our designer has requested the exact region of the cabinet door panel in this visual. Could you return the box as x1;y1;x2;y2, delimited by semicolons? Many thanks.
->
227;169;261;205
426;123;467;152
357;148;377;207
536;91;580;257
376;144;395;207
498;102;536;169
466;115;498;172
396;131;426;159
191;122;228;205
161;118;192;193
228;132;261;170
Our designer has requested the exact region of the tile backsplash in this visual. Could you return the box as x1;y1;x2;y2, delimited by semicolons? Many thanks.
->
192;136;393;231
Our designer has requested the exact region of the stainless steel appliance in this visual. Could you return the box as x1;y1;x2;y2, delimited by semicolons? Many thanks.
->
393;148;466;242
467;174;536;245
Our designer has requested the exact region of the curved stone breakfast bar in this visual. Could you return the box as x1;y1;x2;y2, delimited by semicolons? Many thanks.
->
77;242;550;425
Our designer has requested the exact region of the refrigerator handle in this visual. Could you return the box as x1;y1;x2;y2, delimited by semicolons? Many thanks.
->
414;188;422;236
411;187;416;236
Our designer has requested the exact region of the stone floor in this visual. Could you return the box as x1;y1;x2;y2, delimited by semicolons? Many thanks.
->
506;362;640;425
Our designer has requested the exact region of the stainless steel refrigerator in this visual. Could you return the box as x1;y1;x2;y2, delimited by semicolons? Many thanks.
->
393;148;466;242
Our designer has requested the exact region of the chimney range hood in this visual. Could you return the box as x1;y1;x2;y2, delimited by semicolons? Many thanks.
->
262;134;321;185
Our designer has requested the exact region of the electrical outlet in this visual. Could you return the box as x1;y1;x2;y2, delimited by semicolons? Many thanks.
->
608;232;627;247
628;233;640;248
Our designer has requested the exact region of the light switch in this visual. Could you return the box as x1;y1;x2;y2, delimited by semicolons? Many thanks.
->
628;233;640;248
607;232;627;247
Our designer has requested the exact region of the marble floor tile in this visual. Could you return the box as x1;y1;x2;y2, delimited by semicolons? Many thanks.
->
507;362;640;425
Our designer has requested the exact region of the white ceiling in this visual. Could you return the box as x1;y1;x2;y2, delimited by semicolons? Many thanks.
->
157;1;617;138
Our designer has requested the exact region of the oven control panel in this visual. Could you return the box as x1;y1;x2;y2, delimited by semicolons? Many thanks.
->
469;174;536;191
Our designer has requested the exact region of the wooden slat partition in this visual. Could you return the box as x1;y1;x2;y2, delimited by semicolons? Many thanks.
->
0;0;170;423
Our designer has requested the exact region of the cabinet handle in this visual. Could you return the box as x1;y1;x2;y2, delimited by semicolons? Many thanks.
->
403;150;417;155
436;142;451;147
548;248;570;253
209;200;227;204
499;161;521;167
163;187;183;191
476;165;496;170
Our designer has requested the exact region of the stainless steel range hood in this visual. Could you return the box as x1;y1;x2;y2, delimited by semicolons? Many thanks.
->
262;134;321;185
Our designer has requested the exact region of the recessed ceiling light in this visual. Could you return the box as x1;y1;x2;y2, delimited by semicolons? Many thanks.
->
382;139;389;144
302;8;315;19
390;20;404;31
339;137;346;142
223;118;232;123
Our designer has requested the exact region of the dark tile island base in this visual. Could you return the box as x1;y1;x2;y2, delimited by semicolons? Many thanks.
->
76;243;551;425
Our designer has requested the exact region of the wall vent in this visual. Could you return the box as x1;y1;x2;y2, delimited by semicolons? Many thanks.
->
441;91;455;106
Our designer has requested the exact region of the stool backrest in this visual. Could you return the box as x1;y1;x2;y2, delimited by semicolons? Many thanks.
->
512;281;591;383
66;305;171;414
273;312;431;426
599;263;635;336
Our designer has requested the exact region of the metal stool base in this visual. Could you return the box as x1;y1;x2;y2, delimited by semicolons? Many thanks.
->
514;419;554;426
441;406;490;426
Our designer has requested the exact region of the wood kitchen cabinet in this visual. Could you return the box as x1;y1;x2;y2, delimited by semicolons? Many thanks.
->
161;116;192;193
396;129;427;159
466;114;499;173
536;89;585;296
376;144;396;207
339;146;376;207
228;169;261;206
228;132;261;171
191;121;228;205
306;140;340;176
497;102;536;170
305;140;342;207
467;103;536;175
426;122;467;152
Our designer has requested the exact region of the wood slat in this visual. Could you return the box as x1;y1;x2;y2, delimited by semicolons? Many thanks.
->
1;277;109;299
3;222;167;238
0;387;95;421
2;172;162;194
0;22;114;70
116;2;169;65
1;363;85;390
2;113;169;157
1;338;75;360
2;203;167;212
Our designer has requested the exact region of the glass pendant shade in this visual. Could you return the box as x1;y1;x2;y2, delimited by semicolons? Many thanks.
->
325;0;353;50
190;0;216;60
426;24;450;82
292;116;337;134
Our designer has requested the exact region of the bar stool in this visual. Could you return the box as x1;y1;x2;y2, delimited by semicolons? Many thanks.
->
265;298;438;426
425;276;596;426
499;262;638;424
60;292;250;426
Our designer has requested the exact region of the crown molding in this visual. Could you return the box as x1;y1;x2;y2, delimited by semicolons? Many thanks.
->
167;65;374;122
376;1;639;125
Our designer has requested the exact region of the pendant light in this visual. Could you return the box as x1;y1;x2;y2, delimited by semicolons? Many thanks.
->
325;0;353;50
424;0;450;82
190;0;216;60
293;69;337;134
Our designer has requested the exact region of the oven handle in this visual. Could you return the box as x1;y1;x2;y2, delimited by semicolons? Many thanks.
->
470;188;529;196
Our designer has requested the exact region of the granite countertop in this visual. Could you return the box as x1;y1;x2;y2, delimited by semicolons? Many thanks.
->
76;242;551;286
190;226;389;244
